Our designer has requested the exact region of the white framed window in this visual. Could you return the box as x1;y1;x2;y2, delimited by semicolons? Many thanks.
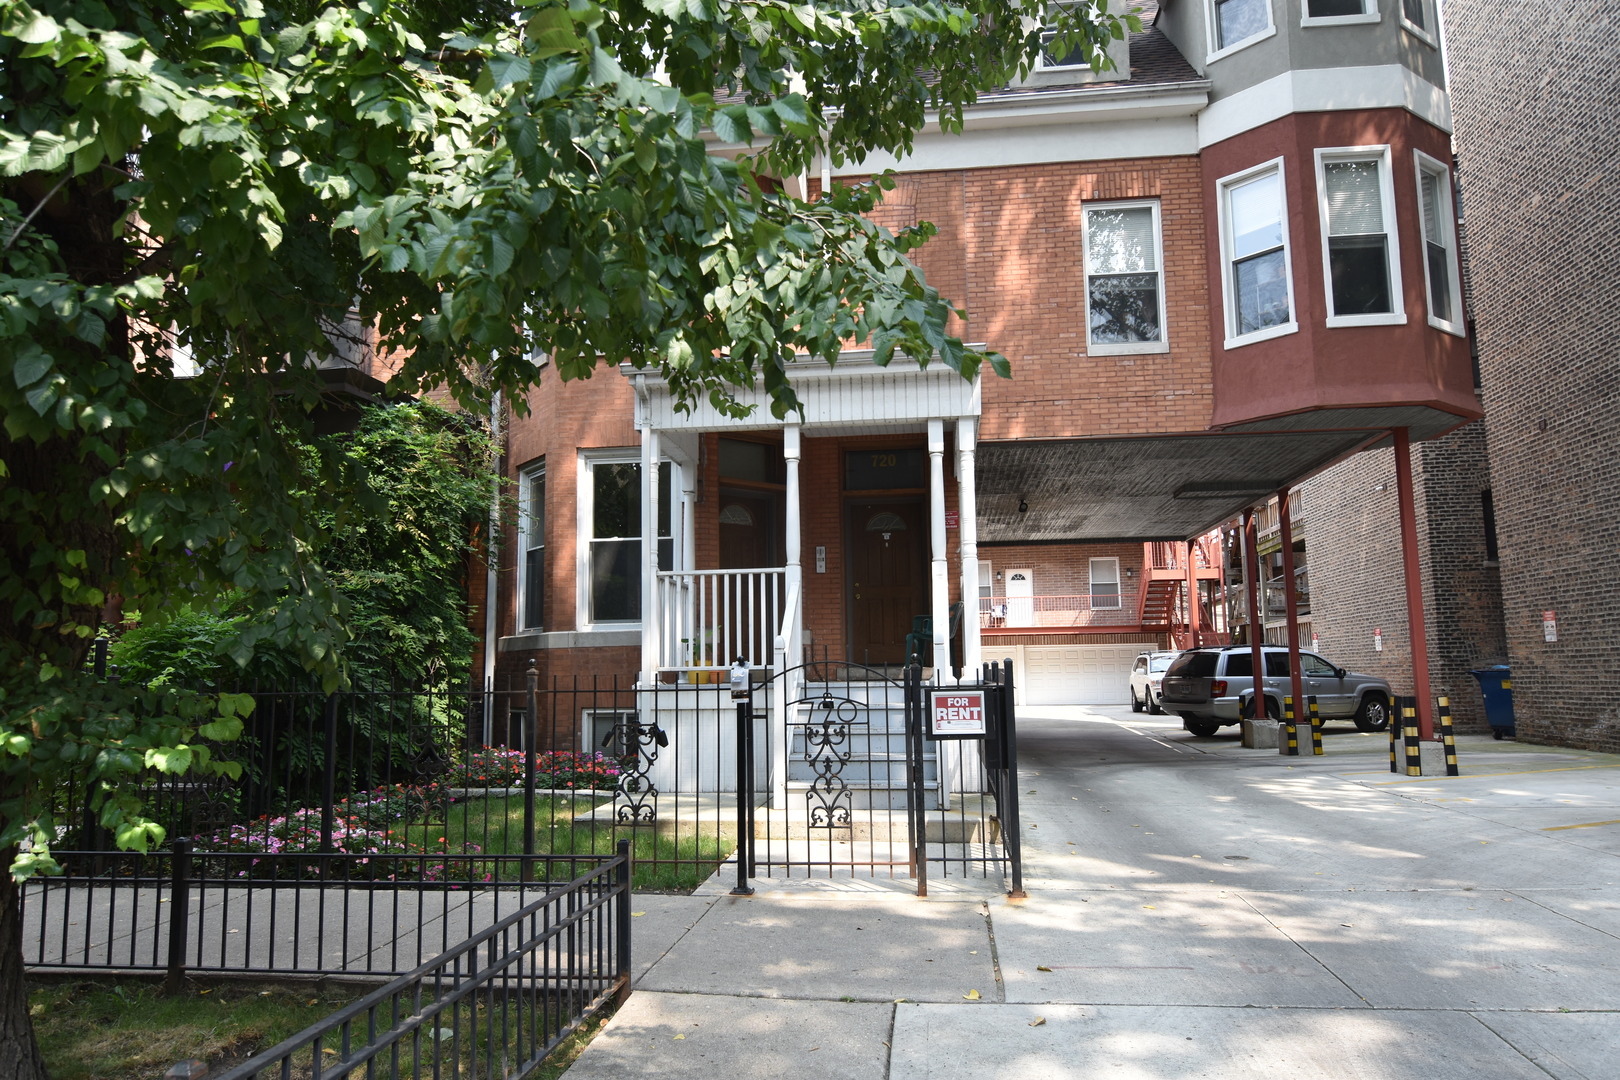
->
585;709;639;760
577;453;673;626
1400;0;1437;46
1314;146;1405;327
1089;557;1122;609
1301;0;1379;27
1206;0;1275;62
1038;1;1094;69
1217;157;1298;348
519;461;546;631
1083;199;1169;354
1414;150;1466;336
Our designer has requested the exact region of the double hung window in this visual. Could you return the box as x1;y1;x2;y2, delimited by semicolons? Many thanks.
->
1414;151;1465;335
1039;1;1092;68
1219;159;1296;346
1315;147;1403;325
1400;0;1437;43
581;456;672;625
1089;558;1122;610
519;463;545;630
1084;200;1168;352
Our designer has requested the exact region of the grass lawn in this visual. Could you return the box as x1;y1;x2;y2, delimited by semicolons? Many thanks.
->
420;793;735;892
33;978;614;1080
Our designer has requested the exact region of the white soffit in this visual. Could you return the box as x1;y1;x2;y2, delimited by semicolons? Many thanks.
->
626;352;982;433
1199;65;1452;148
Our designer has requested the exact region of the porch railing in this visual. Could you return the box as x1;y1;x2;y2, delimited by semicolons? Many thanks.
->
979;590;1143;629
1146;537;1221;572
654;568;785;672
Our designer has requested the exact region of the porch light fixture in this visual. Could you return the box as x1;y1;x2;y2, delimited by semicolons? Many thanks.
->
1018;498;1028;513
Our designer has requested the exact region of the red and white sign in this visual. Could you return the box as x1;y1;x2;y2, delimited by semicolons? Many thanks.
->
928;689;988;739
945;511;959;529
1543;610;1558;643
1374;628;1383;652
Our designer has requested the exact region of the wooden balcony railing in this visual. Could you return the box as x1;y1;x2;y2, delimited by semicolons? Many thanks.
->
979;590;1143;629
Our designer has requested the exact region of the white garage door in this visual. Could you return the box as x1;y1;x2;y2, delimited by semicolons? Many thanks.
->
1021;644;1142;706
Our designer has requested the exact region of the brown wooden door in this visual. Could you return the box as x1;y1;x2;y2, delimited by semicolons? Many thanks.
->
718;491;778;666
848;501;926;665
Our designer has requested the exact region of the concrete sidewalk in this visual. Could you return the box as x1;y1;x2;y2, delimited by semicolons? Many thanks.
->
564;715;1620;1079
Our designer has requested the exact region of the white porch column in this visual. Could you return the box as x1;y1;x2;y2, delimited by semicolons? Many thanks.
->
956;418;982;677
783;425;803;650
927;419;949;674
640;425;661;683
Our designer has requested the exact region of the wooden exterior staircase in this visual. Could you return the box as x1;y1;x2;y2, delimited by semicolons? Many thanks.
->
1139;536;1228;649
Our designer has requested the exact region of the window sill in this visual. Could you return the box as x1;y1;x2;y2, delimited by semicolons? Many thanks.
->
1325;312;1408;328
1088;339;1171;357
1401;19;1438;47
1427;314;1467;338
1224;320;1299;350
1301;13;1380;27
1205;25;1277;65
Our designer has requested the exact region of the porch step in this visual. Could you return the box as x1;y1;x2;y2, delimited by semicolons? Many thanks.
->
759;788;997;842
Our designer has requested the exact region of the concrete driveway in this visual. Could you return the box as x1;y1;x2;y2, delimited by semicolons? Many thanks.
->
567;705;1620;1079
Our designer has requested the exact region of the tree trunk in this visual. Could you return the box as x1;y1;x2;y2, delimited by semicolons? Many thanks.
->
0;876;48;1080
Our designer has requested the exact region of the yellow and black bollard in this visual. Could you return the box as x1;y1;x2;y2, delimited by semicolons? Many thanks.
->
1282;696;1299;756
1389;695;1401;773
1437;695;1460;777
1402;700;1422;776
1307;695;1324;755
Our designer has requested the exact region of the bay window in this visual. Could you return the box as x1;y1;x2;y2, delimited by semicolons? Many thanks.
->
1315;147;1404;325
1219;159;1297;346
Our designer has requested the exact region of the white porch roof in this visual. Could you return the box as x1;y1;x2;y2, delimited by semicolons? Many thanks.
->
622;348;982;436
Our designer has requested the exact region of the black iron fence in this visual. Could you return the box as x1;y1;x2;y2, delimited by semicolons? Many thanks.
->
210;842;630;1080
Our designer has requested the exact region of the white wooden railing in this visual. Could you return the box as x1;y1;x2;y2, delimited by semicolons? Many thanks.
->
654;568;786;672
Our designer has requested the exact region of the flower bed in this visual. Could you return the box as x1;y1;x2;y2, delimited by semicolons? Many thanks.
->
439;747;622;791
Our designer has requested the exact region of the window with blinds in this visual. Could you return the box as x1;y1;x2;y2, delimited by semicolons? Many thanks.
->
1415;150;1465;335
1213;0;1271;51
1316;147;1403;325
1084;201;1166;350
1222;163;1294;340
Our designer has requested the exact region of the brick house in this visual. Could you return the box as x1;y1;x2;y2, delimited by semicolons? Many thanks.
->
483;0;1477;740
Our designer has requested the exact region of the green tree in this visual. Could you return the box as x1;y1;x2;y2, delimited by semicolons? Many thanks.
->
0;0;1130;1073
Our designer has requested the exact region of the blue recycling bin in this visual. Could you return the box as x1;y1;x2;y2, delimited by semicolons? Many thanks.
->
1469;666;1516;739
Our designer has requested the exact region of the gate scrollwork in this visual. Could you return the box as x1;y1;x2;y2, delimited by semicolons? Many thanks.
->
803;695;860;828
611;717;667;824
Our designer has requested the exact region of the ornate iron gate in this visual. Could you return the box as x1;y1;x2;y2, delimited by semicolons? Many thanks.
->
727;659;1023;896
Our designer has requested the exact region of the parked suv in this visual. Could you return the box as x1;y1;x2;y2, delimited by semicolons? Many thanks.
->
1128;651;1180;714
1158;646;1392;737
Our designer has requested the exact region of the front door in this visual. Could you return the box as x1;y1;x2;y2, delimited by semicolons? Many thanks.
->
719;490;779;666
848;501;927;664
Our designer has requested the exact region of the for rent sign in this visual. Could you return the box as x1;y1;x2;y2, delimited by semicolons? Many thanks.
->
927;688;988;740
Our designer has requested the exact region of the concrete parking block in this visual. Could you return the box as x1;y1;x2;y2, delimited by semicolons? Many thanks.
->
565;991;893;1080
890;1003;1551;1080
1243;889;1620;1010
990;892;1365;1008
635;893;996;1001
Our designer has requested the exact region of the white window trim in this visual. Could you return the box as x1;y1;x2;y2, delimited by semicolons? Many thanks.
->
1034;2;1096;72
1083;198;1171;356
576;450;674;631
1217;156;1300;350
1089;557;1123;610
1204;0;1277;64
1400;0;1438;47
518;460;545;632
1414;149;1467;337
1300;0;1380;29
1313;145;1407;328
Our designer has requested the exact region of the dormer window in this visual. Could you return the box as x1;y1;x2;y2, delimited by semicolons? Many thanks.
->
1040;1;1093;69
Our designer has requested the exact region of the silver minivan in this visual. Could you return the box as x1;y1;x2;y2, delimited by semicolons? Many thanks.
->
1158;646;1393;737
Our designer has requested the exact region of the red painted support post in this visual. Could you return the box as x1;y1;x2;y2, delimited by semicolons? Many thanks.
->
1186;539;1200;647
1393;428;1435;740
1243;509;1265;719
1276;488;1307;731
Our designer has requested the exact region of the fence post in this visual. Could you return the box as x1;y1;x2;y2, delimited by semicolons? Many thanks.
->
905;663;929;898
320;692;338;853
731;696;755;896
615;838;633;1006
524;660;539;883
164;840;193;994
1000;660;1025;900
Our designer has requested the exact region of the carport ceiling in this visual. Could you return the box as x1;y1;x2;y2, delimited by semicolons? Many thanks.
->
976;430;1381;543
